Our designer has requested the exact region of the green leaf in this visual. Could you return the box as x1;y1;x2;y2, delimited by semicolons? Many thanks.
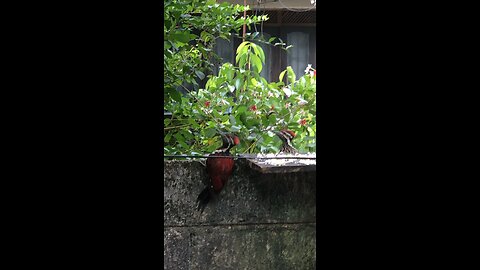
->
236;105;247;114
229;115;236;125
260;77;269;88
226;68;234;81
195;70;205;80
238;54;247;69
269;145;279;153
174;132;185;144
299;76;306;87
167;88;182;103
180;129;194;140
221;114;229;123
268;114;277;125
233;113;242;124
204;128;216;138
284;113;291;122
171;31;191;43
164;41;171;50
205;78;214;90
231;125;241;132
307;126;315;135
212;110;223;119
200;31;211;43
250;53;262;73
206;121;216;128
286;66;296;84
251;43;265;64
279;70;287;83
235;52;241;64
239;112;247;125
164;132;172;143
236;41;250;54
192;80;200;91
250;77;258;86
234;77;243;91
246;119;259;128
188;118;199;128
268;37;276;43
261;115;269;126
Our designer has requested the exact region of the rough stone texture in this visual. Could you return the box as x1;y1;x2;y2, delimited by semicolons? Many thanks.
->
164;160;316;226
164;224;316;270
164;160;316;269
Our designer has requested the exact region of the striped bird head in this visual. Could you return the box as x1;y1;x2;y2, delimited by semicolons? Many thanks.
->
220;133;240;150
274;129;298;154
274;129;296;143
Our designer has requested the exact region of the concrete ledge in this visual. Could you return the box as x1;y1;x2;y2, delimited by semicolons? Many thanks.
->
164;160;316;226
164;160;316;269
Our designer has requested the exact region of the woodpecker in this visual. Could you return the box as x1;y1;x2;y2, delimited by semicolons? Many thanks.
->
196;133;240;213
274;129;298;154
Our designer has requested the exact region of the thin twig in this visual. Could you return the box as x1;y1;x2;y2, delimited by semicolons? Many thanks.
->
164;124;191;130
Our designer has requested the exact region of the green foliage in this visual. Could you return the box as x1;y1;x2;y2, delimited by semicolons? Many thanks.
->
164;0;266;103
164;39;316;155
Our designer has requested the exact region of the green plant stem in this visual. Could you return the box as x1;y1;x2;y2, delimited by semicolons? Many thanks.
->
243;133;262;153
164;124;191;131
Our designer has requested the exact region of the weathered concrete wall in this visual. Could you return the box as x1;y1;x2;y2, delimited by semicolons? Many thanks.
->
164;159;316;270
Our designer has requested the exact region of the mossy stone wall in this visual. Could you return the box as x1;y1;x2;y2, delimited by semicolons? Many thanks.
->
164;159;316;270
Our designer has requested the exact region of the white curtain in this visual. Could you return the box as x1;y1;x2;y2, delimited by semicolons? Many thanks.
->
287;31;310;79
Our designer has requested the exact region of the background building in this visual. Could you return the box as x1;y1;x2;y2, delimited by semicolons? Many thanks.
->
216;0;316;81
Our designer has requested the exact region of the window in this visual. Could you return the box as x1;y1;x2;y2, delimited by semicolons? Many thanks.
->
185;10;316;88
167;8;316;106
212;36;235;75
287;31;311;79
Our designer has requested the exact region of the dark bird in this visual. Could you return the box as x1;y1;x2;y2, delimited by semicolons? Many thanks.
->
196;133;240;213
274;129;298;154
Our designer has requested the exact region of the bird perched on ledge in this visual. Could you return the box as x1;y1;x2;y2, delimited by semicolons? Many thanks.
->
196;133;240;213
274;129;298;154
